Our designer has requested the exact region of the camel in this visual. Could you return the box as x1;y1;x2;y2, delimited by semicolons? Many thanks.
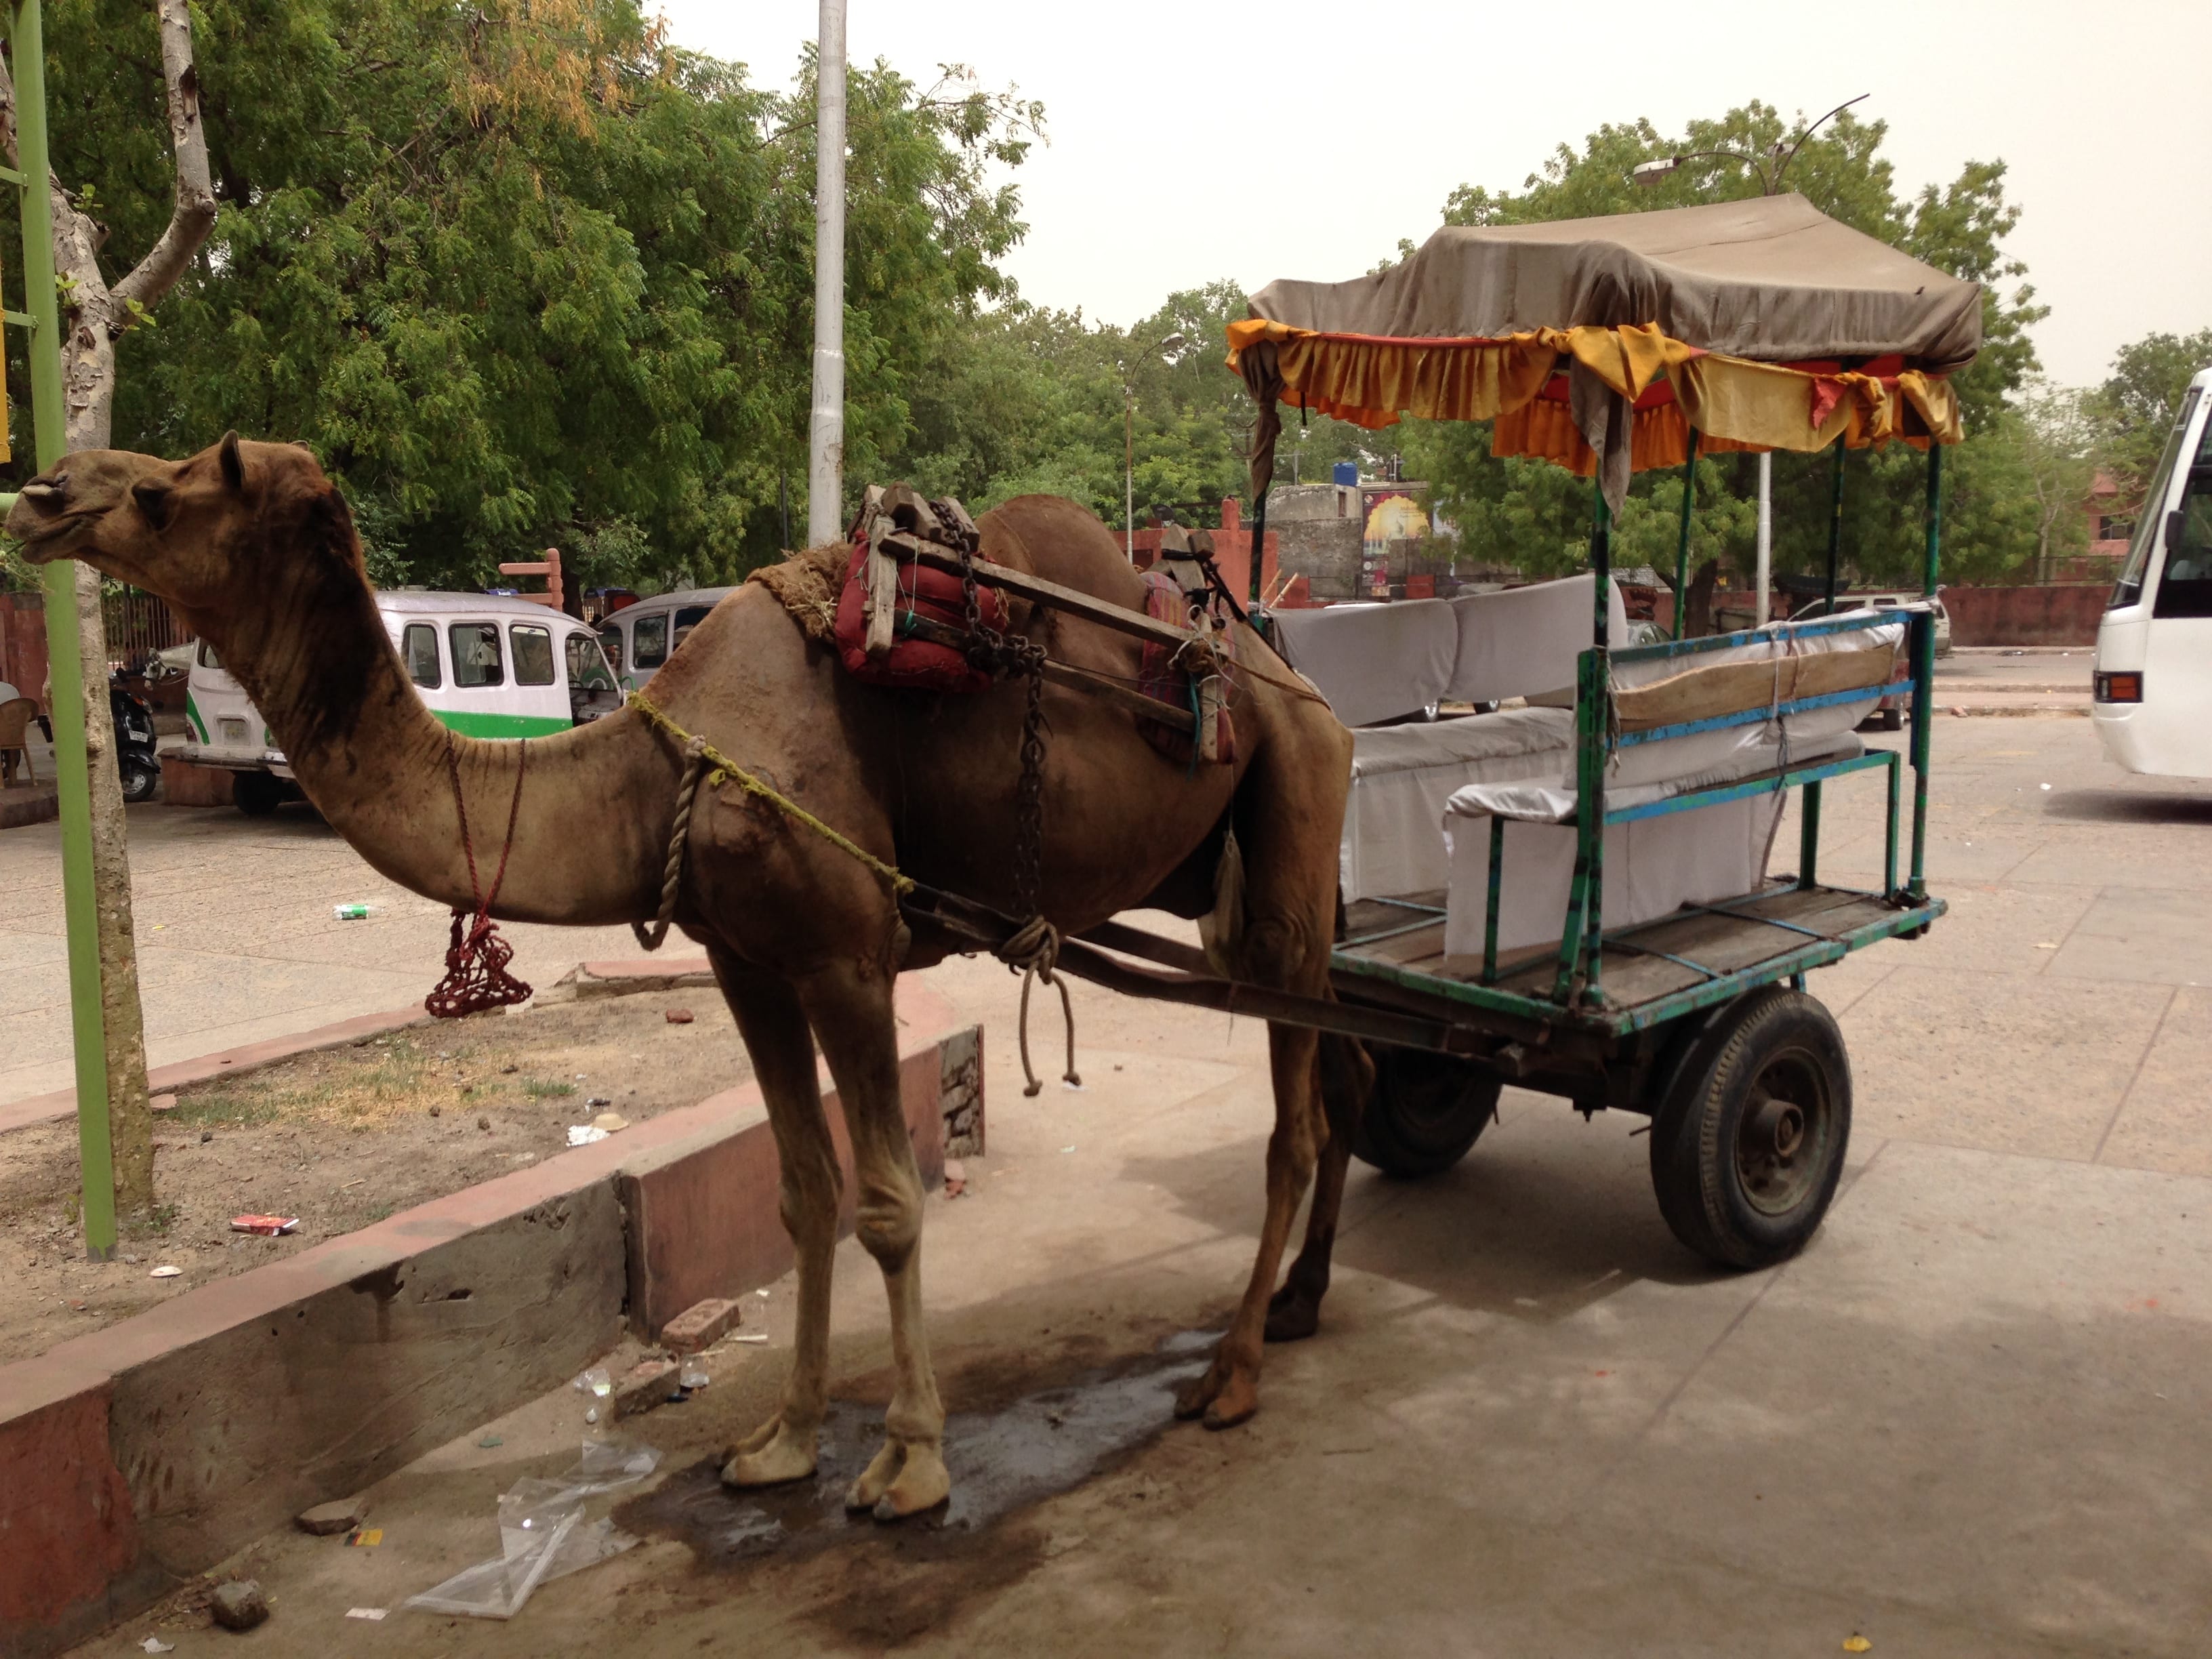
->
9;434;1372;1519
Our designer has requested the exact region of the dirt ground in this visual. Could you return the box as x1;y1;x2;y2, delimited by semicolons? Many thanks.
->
0;989;751;1361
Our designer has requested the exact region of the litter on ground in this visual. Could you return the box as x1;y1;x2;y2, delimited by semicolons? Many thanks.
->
404;1439;660;1620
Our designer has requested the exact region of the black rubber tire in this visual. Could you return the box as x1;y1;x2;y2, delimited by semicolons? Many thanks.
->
1881;706;1905;732
120;761;159;804
232;771;284;816
1351;1046;1502;1180
1647;987;1851;1269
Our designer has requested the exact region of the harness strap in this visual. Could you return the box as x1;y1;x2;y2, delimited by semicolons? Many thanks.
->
629;692;914;897
633;734;710;951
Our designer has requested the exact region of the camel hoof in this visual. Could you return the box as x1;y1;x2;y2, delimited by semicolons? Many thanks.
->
720;1422;818;1490
844;1441;903;1513
1201;1372;1259;1431
872;1446;951;1521
1263;1294;1320;1344
1172;1370;1219;1421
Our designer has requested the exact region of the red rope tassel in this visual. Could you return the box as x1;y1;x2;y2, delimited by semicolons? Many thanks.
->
426;739;533;1019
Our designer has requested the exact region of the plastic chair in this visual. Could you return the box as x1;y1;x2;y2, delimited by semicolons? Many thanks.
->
0;696;37;787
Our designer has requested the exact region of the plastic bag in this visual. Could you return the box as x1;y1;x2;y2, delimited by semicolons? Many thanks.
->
404;1438;660;1620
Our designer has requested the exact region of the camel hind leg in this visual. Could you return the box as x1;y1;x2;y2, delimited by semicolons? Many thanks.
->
1266;1031;1374;1343
710;949;841;1490
1172;699;1351;1428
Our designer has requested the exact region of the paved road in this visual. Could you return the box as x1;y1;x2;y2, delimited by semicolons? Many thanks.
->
66;715;2212;1658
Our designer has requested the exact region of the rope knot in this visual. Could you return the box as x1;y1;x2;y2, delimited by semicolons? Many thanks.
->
994;915;1080;1097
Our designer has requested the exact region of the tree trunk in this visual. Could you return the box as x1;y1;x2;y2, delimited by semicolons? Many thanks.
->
73;565;154;1216
2;0;216;1227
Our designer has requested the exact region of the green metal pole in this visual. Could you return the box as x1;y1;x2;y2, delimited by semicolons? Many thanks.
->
1672;430;1699;639
1907;443;1943;903
11;0;115;1258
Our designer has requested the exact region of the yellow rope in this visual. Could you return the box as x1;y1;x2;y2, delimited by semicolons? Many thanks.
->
628;693;914;897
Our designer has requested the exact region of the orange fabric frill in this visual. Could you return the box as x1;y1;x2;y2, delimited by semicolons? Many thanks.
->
1223;319;1963;470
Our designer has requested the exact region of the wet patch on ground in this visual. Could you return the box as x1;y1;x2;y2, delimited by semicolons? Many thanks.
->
621;1327;1214;1570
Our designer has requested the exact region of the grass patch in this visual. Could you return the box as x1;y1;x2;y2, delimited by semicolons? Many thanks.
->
522;1077;577;1099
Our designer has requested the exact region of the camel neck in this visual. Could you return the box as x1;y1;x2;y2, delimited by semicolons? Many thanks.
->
211;523;670;926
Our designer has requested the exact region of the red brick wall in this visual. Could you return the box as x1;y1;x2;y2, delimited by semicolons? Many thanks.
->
0;594;50;707
1944;584;2108;647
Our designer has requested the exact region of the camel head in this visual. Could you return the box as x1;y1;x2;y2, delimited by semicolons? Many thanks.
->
5;434;356;627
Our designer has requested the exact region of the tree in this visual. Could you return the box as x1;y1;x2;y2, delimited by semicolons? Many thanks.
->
17;1;1042;584
2093;328;2212;504
0;0;216;1224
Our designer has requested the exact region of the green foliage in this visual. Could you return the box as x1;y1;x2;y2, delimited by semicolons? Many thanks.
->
882;281;1259;531
16;0;1040;588
2093;329;2212;500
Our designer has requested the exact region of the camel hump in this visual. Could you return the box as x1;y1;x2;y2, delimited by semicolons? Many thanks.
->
979;493;1150;611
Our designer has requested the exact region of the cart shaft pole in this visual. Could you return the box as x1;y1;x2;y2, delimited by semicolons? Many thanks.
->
10;0;117;1259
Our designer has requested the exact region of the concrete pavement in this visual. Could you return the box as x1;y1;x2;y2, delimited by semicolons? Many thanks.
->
52;714;2212;1657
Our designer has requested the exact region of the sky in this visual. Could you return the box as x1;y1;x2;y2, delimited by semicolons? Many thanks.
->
654;0;2212;390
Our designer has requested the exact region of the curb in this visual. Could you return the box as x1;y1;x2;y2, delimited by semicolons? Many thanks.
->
0;787;58;830
0;979;979;1659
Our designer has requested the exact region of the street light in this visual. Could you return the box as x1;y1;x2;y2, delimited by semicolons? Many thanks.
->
1124;330;1187;562
1631;94;1868;197
1633;95;1868;628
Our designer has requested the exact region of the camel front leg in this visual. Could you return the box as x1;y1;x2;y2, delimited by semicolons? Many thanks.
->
798;963;951;1521
710;951;842;1489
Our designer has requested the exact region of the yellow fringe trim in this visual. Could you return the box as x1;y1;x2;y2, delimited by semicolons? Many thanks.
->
628;692;914;897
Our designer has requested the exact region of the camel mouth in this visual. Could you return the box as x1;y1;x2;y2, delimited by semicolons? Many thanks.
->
4;508;101;560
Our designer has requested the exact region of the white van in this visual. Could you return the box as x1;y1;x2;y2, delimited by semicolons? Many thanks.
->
179;592;621;813
2093;367;2212;778
596;587;733;694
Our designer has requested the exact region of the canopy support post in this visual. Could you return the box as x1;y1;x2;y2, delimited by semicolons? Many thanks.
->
1556;478;1612;1007
1672;429;1699;640
1825;442;1845;612
1907;443;1943;903
1247;487;1270;611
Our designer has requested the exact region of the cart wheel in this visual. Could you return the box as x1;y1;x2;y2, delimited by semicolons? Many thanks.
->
233;771;283;816
1647;987;1851;1269
1351;1046;1502;1180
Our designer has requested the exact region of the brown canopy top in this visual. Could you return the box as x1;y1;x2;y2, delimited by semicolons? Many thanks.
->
1248;194;1982;370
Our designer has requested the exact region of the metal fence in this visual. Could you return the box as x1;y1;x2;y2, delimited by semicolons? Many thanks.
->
102;586;191;673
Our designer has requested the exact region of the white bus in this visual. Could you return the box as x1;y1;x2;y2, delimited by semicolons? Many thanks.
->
2094;367;2212;779
180;592;620;813
596;587;733;695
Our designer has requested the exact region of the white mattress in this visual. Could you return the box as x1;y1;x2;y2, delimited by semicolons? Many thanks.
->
1336;613;1902;903
1439;729;1865;958
1344;709;1572;901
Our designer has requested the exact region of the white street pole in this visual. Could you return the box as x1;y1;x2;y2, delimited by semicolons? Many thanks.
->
1755;449;1773;628
806;0;848;547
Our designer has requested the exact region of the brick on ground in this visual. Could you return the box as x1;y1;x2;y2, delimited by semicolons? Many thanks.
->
659;1296;742;1353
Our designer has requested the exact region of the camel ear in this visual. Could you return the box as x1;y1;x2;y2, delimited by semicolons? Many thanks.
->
131;480;176;531
218;430;244;492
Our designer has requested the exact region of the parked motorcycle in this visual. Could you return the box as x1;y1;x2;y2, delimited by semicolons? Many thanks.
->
110;675;160;803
